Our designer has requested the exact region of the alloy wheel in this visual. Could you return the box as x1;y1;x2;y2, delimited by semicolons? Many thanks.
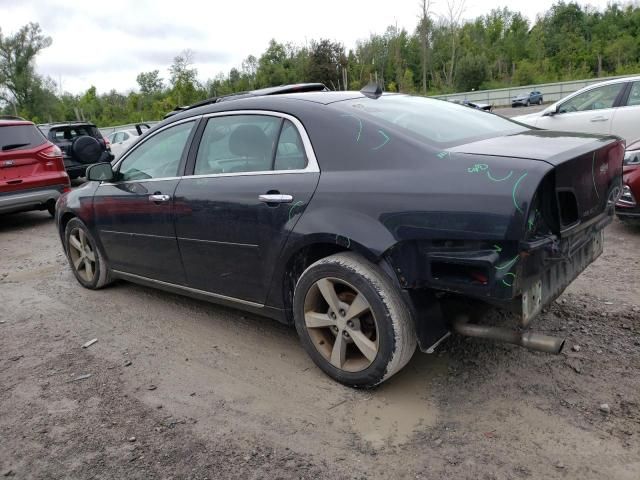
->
68;227;96;283
303;277;379;372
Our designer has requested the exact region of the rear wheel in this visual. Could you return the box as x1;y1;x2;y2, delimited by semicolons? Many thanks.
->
64;218;111;289
293;252;416;388
47;201;56;218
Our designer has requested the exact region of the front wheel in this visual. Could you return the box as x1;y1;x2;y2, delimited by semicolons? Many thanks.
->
64;218;112;289
526;99;530;107
293;252;416;388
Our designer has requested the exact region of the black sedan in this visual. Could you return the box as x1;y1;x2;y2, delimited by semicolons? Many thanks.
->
55;84;624;387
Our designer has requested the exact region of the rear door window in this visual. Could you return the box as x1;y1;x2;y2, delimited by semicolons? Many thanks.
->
194;115;281;175
274;120;308;170
626;82;640;106
0;125;47;152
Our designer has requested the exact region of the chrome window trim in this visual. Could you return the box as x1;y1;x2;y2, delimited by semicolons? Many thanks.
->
104;110;319;186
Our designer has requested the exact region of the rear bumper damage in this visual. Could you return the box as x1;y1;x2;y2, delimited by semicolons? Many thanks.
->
393;214;609;355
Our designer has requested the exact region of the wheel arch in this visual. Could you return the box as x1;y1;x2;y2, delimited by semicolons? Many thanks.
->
268;234;384;324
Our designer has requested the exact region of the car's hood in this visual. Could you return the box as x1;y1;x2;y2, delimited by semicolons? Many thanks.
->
450;130;619;165
511;112;542;125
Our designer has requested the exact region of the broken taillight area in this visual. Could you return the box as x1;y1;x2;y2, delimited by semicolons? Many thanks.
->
431;261;489;286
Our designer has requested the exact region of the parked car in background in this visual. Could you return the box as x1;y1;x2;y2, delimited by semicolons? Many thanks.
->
39;122;114;179
0;116;70;217
616;138;640;223
450;99;493;111
108;129;139;159
513;76;640;143
512;91;543;107
55;84;623;388
107;124;150;159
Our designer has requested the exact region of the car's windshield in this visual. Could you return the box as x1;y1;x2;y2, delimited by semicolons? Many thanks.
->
335;95;527;147
0;125;47;151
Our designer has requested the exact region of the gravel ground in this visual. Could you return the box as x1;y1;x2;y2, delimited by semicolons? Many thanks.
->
0;211;639;479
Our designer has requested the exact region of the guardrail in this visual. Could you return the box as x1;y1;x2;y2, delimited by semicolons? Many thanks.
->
431;74;639;107
99;121;160;137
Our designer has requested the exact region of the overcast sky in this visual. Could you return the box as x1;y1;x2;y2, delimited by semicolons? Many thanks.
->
0;0;615;95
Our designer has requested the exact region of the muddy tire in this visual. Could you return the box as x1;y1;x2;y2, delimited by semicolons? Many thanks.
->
64;218;111;289
293;252;416;388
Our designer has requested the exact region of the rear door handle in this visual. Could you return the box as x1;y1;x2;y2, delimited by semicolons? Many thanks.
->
259;194;293;204
590;116;608;122
149;194;171;202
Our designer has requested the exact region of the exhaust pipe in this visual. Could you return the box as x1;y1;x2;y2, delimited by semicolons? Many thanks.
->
453;322;565;354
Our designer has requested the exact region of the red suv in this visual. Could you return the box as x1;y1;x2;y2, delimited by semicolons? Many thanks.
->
0;117;70;217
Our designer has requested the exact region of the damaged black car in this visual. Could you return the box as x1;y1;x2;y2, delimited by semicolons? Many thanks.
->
55;84;624;387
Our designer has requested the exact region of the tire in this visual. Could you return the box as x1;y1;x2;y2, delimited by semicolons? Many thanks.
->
47;201;56;218
526;100;530;107
64;218;112;289
293;252;416;388
538;98;543;105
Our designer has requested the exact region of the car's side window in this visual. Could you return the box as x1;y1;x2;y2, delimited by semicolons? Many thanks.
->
122;132;130;141
274;119;308;170
626;82;640;107
194;115;281;175
558;83;624;113
118;121;195;182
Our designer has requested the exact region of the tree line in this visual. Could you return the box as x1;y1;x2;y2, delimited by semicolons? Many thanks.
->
1;1;639;126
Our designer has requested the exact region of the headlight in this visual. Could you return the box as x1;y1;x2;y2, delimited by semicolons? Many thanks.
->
624;149;640;165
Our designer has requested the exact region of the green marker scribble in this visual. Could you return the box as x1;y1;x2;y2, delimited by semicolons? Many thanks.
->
468;163;488;173
502;272;516;287
437;151;448;159
487;170;513;182
495;255;519;271
372;130;390;150
591;152;600;200
512;172;528;214
340;114;363;143
492;244;502;253
288;201;304;221
527;209;539;231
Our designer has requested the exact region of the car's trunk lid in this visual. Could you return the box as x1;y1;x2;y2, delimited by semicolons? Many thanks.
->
451;130;625;233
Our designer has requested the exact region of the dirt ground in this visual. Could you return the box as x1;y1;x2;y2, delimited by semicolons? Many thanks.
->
1;210;639;480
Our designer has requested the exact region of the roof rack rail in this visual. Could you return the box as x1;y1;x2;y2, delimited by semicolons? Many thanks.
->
0;115;26;121
164;83;329;119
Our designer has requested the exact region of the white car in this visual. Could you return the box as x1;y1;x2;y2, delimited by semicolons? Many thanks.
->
107;129;140;159
513;75;640;143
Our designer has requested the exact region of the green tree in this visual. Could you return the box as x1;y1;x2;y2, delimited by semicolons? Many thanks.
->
0;22;52;117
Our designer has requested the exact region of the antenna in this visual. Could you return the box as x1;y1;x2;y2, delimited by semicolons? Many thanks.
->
360;82;383;99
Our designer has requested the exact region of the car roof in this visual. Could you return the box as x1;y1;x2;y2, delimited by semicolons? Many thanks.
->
0;119;34;127
38;122;97;129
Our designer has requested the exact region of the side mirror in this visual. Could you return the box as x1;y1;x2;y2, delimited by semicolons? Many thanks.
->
86;162;114;182
543;105;559;117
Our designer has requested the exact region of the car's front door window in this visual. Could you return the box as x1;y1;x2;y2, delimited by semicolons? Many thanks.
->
194;115;281;175
118;121;195;181
558;83;624;113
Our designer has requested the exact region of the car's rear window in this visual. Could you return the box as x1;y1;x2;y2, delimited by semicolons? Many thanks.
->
0;124;47;151
49;125;100;142
335;95;527;147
